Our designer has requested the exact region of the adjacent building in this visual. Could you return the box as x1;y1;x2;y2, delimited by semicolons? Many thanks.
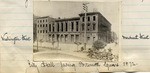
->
36;16;55;42
36;12;112;45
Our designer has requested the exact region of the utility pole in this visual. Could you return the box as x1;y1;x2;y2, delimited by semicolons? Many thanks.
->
36;23;39;51
83;3;89;50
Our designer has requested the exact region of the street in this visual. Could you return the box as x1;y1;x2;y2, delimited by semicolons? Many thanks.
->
33;46;92;61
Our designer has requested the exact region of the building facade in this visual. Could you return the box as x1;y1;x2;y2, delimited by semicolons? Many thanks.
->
36;16;55;42
36;12;111;44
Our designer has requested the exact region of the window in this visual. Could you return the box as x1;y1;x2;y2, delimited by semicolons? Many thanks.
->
46;19;47;22
40;30;42;33
76;22;79;31
82;23;84;31
76;35;79;42
46;30;47;33
43;24;44;27
43;20;44;22
93;23;96;30
38;30;39;33
88;17;90;21
93;37;95;41
49;24;51;32
57;23;59;32
93;16;96;21
71;22;74;31
57;35;59;41
65;35;68;42
46;24;47;27
40;24;42;27
82;17;85;22
52;24;55;32
71;35;74;42
61;23;63;32
66;22;68;31
87;37;90;41
60;35;63;42
52;34;54;41
38;25;39;27
43;30;44;33
87;23;90;31
40;20;42;23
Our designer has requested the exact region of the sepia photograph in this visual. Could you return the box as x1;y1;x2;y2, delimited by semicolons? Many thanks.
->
33;1;121;61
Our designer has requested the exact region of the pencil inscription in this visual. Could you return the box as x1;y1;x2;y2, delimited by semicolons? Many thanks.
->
1;32;31;44
122;33;149;39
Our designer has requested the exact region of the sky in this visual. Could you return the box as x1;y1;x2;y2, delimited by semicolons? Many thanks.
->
33;1;120;34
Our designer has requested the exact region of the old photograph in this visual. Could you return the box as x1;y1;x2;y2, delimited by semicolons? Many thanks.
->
33;1;121;61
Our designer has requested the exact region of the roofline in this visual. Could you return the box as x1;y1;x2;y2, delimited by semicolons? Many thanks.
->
36;16;50;19
79;12;101;16
55;17;80;22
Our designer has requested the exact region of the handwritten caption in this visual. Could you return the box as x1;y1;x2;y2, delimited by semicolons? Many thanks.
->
27;60;138;71
25;0;29;8
1;32;31;44
122;33;149;39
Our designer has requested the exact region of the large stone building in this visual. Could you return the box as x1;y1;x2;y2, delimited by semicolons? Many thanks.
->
36;16;55;42
36;12;112;45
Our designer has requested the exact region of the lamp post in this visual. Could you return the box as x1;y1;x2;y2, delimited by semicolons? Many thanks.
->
83;3;89;50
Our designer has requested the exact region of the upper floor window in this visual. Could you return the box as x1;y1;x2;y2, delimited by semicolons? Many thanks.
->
93;23;96;30
46;19;47;22
43;30;44;33
87;23;90;31
76;21;79;31
46;24;47;27
40;24;42;27
82;23;84;31
40;20;42;23
82;17;85;22
43;20;44;22
66;22;68;31
49;24;51;32
57;23;59;32
52;24;55;32
61;22;63;32
93;16;96;21
88;17;90;21
43;24;45;27
71;22;74;31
